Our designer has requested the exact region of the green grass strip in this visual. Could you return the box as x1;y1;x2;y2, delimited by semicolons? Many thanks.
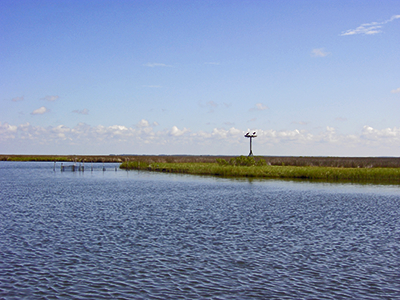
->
120;161;400;183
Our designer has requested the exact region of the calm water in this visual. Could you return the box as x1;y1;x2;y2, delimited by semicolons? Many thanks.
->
1;161;399;299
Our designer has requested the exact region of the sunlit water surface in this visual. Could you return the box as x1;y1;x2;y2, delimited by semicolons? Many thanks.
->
1;161;399;299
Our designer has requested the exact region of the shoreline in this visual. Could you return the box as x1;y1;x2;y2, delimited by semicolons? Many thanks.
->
2;155;400;183
119;161;400;184
2;154;400;168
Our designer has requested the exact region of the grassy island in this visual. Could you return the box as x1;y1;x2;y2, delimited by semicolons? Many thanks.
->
119;156;400;183
2;154;400;183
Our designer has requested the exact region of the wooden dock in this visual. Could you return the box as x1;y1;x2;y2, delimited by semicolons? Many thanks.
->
60;162;117;172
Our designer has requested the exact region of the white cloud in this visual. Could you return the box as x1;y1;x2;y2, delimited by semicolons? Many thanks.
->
137;119;150;127
31;106;49;115
72;109;89;115
341;15;400;36
204;62;220;65
250;103;268;111
0;122;18;141
389;15;400;21
256;103;268;110
135;119;159;135
143;85;162;88
361;125;400;140
311;48;330;57
143;63;173;68
391;87;400;94
12;96;24;102
170;126;189;136
2;122;400;156
41;95;60;101
51;125;71;140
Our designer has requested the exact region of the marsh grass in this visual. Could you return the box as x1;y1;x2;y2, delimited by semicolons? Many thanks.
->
120;160;400;183
4;156;70;162
2;154;400;168
3;154;400;182
1;155;124;162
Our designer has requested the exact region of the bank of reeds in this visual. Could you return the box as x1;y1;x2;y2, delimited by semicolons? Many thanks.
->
258;156;400;168
3;156;70;162
2;154;400;168
1;155;127;162
0;155;224;163
120;158;400;183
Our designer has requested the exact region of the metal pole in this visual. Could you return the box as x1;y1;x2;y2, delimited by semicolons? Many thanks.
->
249;137;253;156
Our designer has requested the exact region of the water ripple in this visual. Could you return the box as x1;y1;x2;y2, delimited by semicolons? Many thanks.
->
1;162;400;299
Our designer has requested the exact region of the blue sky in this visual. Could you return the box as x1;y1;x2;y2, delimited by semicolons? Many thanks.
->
1;0;399;156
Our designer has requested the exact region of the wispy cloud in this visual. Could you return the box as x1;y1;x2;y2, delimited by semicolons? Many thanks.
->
204;62;220;65
12;96;24;102
341;15;400;36
391;87;400;94
72;109;89;115
31;106;49;115
250;103;268;111
143;63;173;68
311;48;330;57
41;95;60;101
